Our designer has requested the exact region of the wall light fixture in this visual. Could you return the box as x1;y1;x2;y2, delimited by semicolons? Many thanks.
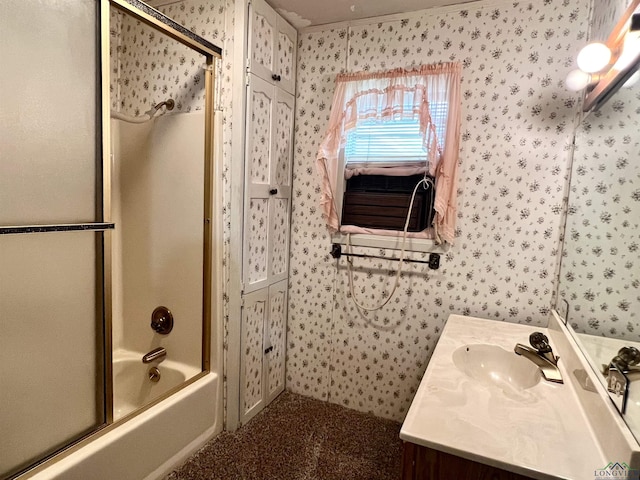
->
566;1;640;111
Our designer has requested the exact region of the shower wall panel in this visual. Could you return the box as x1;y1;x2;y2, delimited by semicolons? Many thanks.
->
113;112;205;370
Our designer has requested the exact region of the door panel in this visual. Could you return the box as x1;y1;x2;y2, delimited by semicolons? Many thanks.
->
248;0;276;84
273;90;294;188
270;197;289;279
275;20;297;95
244;75;275;293
240;289;269;423
266;281;287;402
0;0;98;226
0;232;104;478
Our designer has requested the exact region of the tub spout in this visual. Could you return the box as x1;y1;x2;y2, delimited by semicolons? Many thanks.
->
142;347;166;364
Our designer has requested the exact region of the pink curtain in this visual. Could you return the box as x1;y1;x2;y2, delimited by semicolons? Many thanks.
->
315;63;462;244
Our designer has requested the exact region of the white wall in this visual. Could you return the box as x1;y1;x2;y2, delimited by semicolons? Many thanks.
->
112;112;205;371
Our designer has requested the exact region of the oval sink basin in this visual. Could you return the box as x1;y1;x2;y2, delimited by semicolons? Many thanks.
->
452;344;541;391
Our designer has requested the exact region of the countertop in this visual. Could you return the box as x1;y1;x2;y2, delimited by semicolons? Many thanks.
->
400;314;606;480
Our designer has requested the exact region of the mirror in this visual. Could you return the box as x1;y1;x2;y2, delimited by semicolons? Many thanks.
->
583;0;640;111
556;0;640;440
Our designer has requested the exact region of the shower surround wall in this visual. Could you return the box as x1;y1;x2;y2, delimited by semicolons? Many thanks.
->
111;113;205;371
287;0;591;421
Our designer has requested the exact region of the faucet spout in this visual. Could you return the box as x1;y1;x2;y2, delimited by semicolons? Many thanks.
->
142;347;167;364
514;343;563;384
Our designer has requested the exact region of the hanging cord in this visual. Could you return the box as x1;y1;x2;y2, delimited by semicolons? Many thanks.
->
110;99;175;124
345;177;434;311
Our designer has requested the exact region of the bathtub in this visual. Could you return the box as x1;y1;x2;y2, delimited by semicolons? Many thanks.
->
29;358;221;480
113;350;201;421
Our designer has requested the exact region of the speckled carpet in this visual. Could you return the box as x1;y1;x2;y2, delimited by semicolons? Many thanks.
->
165;391;403;480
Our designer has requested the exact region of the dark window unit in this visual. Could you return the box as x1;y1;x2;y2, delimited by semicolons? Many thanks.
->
341;174;435;232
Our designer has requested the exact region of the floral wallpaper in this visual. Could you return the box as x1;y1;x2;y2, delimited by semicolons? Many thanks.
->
271;198;289;276
242;294;266;413
558;84;640;339
267;283;287;397
557;0;640;339
277;31;294;81
110;9;123;111
286;0;591;421
249;90;272;184
252;10;275;72
275;99;293;185
112;1;226;116
247;198;269;284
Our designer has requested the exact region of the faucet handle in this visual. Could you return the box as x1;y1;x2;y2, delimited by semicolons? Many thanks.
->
618;347;640;366
610;347;640;372
529;332;552;353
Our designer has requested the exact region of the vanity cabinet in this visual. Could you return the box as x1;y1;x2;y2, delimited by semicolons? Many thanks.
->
401;442;535;480
248;0;297;95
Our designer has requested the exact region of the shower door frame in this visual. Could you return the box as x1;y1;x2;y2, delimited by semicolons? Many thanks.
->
105;0;223;424
11;1;222;477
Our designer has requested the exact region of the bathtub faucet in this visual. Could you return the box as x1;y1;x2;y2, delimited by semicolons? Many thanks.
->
142;347;167;364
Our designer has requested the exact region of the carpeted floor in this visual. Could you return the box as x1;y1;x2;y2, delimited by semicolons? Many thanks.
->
165;392;403;480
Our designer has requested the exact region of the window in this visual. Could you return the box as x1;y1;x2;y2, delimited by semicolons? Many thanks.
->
344;105;449;167
341;173;436;232
337;104;449;235
315;63;462;246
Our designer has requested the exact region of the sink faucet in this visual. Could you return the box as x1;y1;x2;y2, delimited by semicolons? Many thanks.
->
603;347;640;414
142;347;167;364
514;332;563;384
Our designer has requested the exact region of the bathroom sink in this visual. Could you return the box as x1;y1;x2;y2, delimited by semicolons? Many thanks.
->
452;344;541;392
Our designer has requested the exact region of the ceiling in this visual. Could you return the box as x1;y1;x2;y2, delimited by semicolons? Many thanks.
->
267;0;480;29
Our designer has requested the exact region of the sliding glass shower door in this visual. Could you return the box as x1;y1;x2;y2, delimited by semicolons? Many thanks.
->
0;1;107;478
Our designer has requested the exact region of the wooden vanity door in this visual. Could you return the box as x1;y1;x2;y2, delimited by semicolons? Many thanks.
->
401;442;536;480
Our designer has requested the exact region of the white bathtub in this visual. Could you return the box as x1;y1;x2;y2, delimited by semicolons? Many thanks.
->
113;350;201;421
29;362;221;480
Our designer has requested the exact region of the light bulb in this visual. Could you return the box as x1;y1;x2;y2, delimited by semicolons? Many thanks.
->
577;42;612;73
565;69;591;91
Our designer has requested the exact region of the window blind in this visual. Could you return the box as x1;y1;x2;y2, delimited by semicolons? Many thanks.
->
345;102;448;167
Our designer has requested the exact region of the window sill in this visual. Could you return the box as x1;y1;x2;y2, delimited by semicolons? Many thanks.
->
331;232;446;254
